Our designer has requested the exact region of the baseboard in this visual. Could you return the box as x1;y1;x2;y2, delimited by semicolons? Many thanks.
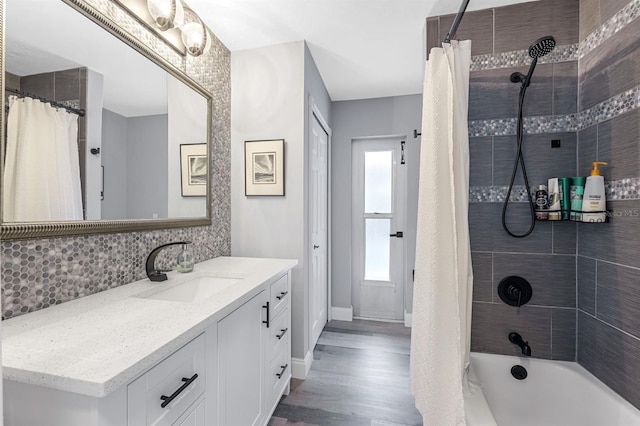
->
404;311;412;327
291;351;313;379
330;306;353;322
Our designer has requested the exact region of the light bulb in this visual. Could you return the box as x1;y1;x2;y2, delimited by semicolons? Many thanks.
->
181;20;211;56
147;0;184;31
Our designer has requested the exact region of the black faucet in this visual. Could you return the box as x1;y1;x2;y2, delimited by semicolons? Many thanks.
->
146;241;191;282
509;332;532;356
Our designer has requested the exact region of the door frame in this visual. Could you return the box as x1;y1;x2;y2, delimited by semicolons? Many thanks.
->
350;135;407;322
308;96;332;346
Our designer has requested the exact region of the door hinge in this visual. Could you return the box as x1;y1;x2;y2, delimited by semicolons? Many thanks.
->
400;141;405;165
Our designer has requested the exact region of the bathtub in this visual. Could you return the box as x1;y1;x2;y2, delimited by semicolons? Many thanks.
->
464;352;640;426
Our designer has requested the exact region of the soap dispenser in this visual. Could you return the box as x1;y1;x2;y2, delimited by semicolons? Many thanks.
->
176;243;194;273
582;161;608;222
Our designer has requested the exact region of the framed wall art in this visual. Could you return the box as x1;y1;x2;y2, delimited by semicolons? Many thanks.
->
180;143;207;197
244;139;285;196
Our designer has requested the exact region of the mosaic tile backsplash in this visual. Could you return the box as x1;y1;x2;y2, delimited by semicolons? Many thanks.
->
1;0;231;319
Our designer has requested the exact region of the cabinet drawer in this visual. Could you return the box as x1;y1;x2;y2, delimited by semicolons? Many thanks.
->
269;308;290;358
270;274;289;318
266;345;291;409
128;334;206;426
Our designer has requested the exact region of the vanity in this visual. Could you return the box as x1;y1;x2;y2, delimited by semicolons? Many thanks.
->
2;256;296;426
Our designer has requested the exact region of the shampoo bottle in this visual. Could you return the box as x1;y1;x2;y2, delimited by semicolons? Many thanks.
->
582;161;608;222
535;184;549;220
570;176;586;221
547;178;561;220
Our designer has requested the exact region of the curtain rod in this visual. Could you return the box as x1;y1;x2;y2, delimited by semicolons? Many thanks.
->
5;87;86;117
444;0;471;44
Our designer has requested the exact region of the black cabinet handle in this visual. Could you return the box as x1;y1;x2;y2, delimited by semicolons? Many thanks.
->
160;374;198;408
276;364;288;379
262;302;270;328
276;291;288;300
276;328;288;340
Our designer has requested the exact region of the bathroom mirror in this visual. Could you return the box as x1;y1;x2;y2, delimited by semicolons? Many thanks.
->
0;0;213;239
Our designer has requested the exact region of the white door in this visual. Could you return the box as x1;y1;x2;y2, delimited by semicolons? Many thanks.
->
309;110;329;348
352;138;406;321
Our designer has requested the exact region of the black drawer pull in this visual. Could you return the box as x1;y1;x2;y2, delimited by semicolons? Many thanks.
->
276;291;288;300
276;328;288;340
276;364;288;379
262;302;270;328
160;373;198;408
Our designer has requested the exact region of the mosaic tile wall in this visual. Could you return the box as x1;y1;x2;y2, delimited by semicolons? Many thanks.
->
1;0;231;319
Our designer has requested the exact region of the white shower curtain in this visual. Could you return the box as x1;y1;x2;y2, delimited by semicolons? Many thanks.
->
3;96;83;221
410;40;474;426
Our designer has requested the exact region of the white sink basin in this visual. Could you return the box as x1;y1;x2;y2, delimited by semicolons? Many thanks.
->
133;273;241;303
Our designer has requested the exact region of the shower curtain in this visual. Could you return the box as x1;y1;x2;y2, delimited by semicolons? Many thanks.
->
3;96;83;221
410;40;474;426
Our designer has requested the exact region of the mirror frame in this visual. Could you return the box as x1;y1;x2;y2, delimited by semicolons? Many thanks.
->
0;0;213;240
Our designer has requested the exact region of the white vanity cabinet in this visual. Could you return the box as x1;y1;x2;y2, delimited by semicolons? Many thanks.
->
127;333;206;426
3;258;296;426
214;272;292;426
215;289;267;426
264;273;292;413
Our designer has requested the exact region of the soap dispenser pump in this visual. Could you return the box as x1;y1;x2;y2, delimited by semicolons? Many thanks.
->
582;161;608;222
176;243;194;273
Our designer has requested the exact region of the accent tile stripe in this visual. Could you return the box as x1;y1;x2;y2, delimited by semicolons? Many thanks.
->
469;85;640;137
471;44;578;71
469;0;638;72
579;86;640;130
470;178;640;203
578;0;640;59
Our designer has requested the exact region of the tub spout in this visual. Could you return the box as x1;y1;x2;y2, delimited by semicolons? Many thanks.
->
509;332;532;356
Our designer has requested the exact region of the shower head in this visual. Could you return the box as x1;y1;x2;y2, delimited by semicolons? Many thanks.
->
510;35;556;87
528;36;556;59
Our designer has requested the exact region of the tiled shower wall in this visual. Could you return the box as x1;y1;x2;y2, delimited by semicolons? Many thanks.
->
427;0;580;361
577;0;640;409
1;0;231;319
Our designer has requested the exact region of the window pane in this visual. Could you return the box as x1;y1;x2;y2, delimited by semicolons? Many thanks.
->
364;151;392;213
365;218;390;281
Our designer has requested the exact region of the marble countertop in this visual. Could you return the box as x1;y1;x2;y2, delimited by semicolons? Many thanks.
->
2;256;297;398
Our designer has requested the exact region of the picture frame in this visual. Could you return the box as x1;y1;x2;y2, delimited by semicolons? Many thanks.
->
180;144;207;197
244;139;285;196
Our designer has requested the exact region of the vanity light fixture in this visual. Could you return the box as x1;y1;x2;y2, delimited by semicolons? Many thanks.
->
116;0;211;57
147;0;184;31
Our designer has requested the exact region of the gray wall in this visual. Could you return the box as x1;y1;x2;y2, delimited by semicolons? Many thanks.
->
127;114;169;219
231;41;331;364
101;109;128;220
330;95;422;314
427;0;580;361
576;0;640;409
101;111;169;220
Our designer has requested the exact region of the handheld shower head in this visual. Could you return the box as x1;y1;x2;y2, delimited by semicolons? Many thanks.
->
510;35;556;88
528;35;556;59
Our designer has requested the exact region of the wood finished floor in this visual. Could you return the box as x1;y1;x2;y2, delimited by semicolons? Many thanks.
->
269;320;422;426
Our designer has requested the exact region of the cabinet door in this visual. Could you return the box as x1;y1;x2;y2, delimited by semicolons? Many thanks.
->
217;290;267;426
172;399;205;426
